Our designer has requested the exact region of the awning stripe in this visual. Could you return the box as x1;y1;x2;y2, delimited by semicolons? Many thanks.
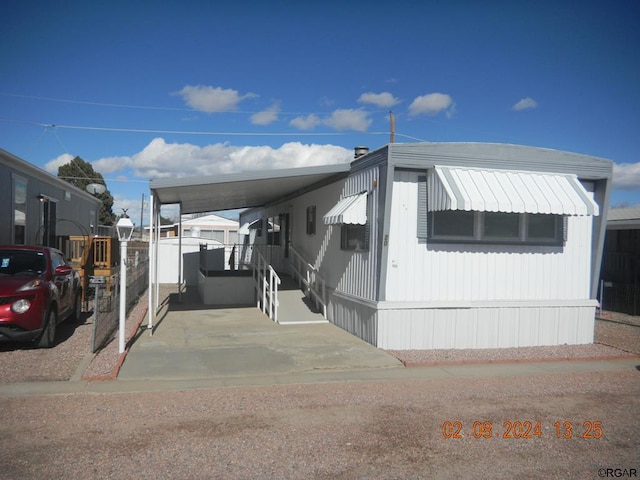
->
323;192;368;225
428;166;599;216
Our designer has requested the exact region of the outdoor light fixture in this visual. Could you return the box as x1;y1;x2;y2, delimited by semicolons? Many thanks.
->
116;216;134;353
116;216;134;242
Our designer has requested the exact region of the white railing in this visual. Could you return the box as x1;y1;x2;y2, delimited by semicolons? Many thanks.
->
289;245;327;319
252;247;281;322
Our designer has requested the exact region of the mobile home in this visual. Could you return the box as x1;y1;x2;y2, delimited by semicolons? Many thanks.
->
150;142;612;350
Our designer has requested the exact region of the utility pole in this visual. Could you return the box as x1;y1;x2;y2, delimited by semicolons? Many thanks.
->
390;111;396;143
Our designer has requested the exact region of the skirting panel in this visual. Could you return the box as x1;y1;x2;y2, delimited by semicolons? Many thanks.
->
329;295;379;347
376;306;596;350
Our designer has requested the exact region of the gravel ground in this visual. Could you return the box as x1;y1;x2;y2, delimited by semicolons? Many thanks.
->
1;369;638;479
0;313;93;383
1;292;639;479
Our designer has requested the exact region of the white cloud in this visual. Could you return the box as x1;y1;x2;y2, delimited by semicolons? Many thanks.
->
175;84;257;113
104;139;353;218
613;162;640;189
409;93;454;116
251;103;280;125
290;114;321;130
512;97;537;111
324;109;372;132
122;138;353;179
45;152;129;178
319;97;335;108
358;92;400;108
92;156;132;175
44;153;74;173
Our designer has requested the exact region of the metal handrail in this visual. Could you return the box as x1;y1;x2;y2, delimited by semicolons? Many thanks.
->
288;245;327;319
252;247;281;322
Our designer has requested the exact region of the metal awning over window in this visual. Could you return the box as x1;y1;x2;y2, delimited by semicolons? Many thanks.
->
428;166;599;216
323;192;368;225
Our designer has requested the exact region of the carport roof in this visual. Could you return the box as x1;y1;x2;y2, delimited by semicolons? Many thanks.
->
149;163;351;214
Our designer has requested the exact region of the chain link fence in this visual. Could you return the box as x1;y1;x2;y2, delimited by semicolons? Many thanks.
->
88;244;149;353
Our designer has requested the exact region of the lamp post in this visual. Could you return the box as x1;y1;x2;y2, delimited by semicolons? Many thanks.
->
116;216;134;353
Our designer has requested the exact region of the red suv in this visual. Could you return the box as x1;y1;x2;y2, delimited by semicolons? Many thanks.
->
0;245;82;348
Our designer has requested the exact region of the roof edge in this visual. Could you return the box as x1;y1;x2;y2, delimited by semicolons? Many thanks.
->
150;163;351;190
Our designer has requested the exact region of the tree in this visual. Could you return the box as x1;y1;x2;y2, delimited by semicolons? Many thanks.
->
57;156;117;226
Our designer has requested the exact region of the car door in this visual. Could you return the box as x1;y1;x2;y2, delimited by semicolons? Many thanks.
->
50;250;72;317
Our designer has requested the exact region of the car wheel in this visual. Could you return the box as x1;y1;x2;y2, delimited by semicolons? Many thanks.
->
37;309;57;348
70;291;82;323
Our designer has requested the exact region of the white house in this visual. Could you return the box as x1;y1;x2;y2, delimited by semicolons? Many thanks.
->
180;213;239;245
149;142;612;350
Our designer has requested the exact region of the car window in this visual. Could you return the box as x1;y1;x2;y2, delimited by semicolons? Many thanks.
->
50;251;65;270
0;251;46;276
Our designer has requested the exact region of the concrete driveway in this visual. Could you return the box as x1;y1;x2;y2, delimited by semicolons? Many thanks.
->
117;287;402;381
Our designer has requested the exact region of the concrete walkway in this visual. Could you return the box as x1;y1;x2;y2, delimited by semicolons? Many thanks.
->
116;285;399;381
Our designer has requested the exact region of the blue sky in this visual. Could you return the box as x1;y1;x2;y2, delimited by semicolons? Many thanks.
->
1;0;639;224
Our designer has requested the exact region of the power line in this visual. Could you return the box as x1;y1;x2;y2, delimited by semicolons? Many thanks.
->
58;175;148;184
1;118;384;137
48;123;356;136
0;92;387;116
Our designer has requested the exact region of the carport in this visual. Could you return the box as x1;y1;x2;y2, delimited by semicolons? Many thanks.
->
147;164;350;330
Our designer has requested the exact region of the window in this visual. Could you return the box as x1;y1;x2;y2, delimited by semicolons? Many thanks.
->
50;250;65;270
483;212;520;240
42;199;57;247
341;224;368;251
340;197;370;251
527;214;560;241
306;206;316;235
428;211;564;245
202;230;225;243
13;176;27;245
431;210;474;238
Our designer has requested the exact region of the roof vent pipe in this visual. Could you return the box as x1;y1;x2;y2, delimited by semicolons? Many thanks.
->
354;146;369;158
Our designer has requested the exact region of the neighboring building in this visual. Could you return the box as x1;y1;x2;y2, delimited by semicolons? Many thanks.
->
0;148;102;252
145;213;239;243
600;206;640;315
150;142;613;350
148;213;240;284
181;213;239;245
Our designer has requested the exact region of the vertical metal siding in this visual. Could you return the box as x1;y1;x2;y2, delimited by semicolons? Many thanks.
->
329;296;378;346
377;306;595;349
242;166;380;303
386;170;594;303
334;166;380;301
